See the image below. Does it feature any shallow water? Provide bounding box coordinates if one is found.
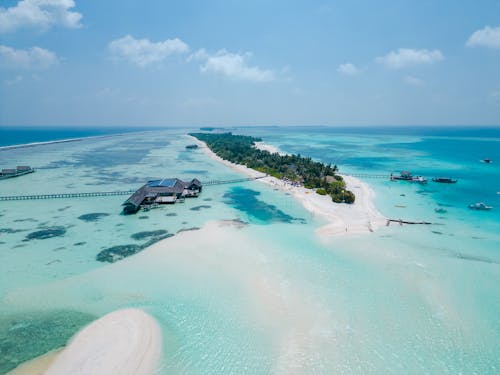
[0,127,499,373]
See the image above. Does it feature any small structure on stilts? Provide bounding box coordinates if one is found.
[122,178,202,214]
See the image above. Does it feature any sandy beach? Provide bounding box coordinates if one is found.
[193,137,386,236]
[35,309,162,375]
[254,141,285,155]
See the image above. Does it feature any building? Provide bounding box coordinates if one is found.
[122,178,202,214]
[0,166,35,180]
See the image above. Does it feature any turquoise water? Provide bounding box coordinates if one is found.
[0,127,499,373]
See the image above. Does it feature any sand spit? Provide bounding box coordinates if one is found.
[6,350,61,375]
[43,308,162,375]
[193,137,386,236]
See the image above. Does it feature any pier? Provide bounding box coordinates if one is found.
[0,176,266,202]
[339,173,391,179]
[386,219,433,226]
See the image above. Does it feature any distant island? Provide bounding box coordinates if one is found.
[190,132,355,203]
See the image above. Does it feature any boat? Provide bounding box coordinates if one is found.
[468,202,493,210]
[390,171,413,181]
[185,144,199,149]
[390,171,427,184]
[413,176,427,184]
[432,177,457,183]
[434,208,447,213]
[0,166,35,180]
[481,158,492,163]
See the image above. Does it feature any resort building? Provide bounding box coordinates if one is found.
[0,166,35,180]
[123,178,202,214]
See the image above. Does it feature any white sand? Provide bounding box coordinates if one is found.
[253,141,285,155]
[6,349,61,375]
[44,308,162,375]
[193,137,386,236]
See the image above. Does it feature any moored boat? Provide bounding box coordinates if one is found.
[468,202,493,210]
[390,171,427,183]
[432,177,458,183]
[481,158,492,163]
[390,171,413,181]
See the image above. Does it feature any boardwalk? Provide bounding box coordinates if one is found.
[386,219,433,226]
[0,176,266,201]
[339,173,390,179]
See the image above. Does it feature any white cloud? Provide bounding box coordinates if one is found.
[0,0,82,33]
[192,49,275,82]
[0,45,58,69]
[109,35,189,67]
[376,48,444,69]
[337,63,359,75]
[466,26,500,49]
[404,75,424,86]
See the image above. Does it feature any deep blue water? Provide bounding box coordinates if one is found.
[0,127,159,147]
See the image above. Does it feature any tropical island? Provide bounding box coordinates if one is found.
[189,132,355,203]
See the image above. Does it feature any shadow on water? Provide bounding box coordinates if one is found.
[0,310,96,373]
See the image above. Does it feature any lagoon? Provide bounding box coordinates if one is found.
[1,126,499,374]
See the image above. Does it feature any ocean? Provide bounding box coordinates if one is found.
[0,126,498,373]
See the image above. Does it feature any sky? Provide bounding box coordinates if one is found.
[0,0,499,127]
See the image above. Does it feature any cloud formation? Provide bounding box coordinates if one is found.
[404,75,424,86]
[0,0,82,33]
[191,49,275,82]
[0,45,58,69]
[376,48,443,69]
[337,63,359,75]
[109,35,189,67]
[466,26,500,49]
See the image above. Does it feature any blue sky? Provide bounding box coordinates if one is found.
[0,0,499,127]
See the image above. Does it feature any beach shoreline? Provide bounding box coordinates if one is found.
[7,309,162,375]
[253,141,285,155]
[192,136,386,236]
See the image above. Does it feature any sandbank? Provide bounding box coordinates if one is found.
[6,349,61,375]
[43,308,162,375]
[193,137,386,236]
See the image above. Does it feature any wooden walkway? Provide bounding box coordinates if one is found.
[339,173,390,179]
[386,219,433,226]
[0,176,266,201]
[202,175,266,186]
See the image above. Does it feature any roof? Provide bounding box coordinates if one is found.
[188,178,202,187]
[147,178,179,188]
[123,178,202,208]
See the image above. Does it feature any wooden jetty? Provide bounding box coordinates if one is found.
[386,219,433,226]
[339,173,390,179]
[0,190,136,201]
[0,176,266,202]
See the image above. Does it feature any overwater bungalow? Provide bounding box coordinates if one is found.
[0,166,35,180]
[123,178,202,214]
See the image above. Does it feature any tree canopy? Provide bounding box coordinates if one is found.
[190,132,355,204]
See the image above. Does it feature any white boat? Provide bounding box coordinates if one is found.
[468,202,493,210]
[412,176,427,184]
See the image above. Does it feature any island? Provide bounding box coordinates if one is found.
[189,132,355,203]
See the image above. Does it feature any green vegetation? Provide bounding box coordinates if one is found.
[316,188,328,196]
[190,132,355,204]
